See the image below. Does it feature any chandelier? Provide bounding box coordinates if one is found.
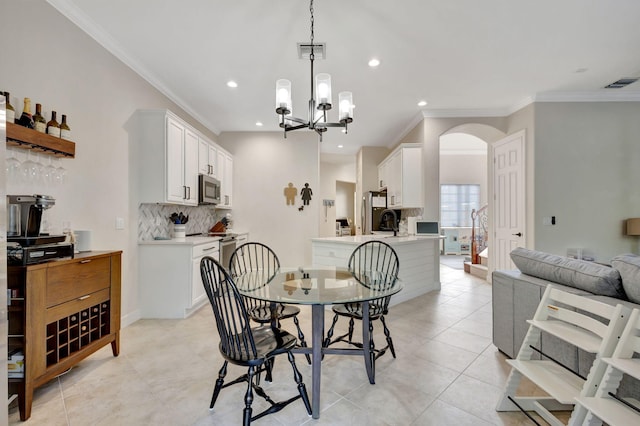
[275,0,353,141]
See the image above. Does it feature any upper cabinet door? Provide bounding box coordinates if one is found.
[183,129,199,206]
[377,143,422,209]
[166,117,186,203]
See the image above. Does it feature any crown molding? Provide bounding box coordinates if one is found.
[533,90,640,102]
[389,111,426,148]
[46,0,221,136]
[419,89,640,120]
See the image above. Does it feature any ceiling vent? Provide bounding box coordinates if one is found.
[297,43,325,60]
[604,77,639,89]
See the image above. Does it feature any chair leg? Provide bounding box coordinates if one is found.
[293,315,311,364]
[287,351,312,415]
[347,317,355,343]
[369,320,376,382]
[243,366,256,426]
[380,315,396,358]
[323,313,340,347]
[264,358,273,383]
[210,361,228,409]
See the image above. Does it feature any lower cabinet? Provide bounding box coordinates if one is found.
[139,240,220,318]
[8,251,122,421]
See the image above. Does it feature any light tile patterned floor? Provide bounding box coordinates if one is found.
[9,264,553,425]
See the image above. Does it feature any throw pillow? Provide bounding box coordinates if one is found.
[510,247,625,298]
[611,254,640,304]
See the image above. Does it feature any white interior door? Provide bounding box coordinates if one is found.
[493,130,526,271]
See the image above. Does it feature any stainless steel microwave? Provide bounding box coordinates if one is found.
[198,174,221,205]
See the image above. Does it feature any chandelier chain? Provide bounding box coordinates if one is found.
[309,0,314,59]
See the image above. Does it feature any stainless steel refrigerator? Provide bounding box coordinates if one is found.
[361,191,387,234]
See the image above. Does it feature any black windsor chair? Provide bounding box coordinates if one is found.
[229,242,310,363]
[200,256,311,425]
[323,240,400,381]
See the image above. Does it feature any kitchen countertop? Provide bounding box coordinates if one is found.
[138,235,222,246]
[311,234,444,245]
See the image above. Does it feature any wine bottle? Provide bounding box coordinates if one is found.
[17,97,34,129]
[60,114,71,140]
[47,111,61,137]
[33,103,46,133]
[3,92,15,123]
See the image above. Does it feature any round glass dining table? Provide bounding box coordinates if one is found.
[235,266,402,419]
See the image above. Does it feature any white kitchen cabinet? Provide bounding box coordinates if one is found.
[378,159,388,190]
[139,239,220,318]
[377,143,422,209]
[137,110,199,206]
[198,137,217,176]
[216,149,233,208]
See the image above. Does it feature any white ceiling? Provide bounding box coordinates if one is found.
[48,0,640,155]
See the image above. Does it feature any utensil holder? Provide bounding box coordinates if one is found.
[172,224,186,239]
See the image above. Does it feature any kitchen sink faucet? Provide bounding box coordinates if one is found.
[381,209,398,236]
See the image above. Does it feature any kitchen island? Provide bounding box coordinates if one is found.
[311,235,442,305]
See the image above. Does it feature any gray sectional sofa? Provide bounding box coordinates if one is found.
[492,248,640,398]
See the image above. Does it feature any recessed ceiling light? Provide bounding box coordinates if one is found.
[255,121,263,127]
[227,80,238,88]
[338,144,344,148]
[417,100,428,107]
[368,58,380,68]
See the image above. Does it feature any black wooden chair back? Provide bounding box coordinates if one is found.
[200,256,257,361]
[229,242,280,279]
[348,240,400,311]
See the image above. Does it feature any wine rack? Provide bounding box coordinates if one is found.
[46,301,110,367]
[5,122,75,157]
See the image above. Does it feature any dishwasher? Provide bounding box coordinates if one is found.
[219,235,237,269]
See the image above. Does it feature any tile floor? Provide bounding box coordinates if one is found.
[9,263,556,425]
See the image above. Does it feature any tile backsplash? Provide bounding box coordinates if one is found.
[138,204,223,240]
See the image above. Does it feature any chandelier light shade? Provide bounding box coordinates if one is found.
[315,73,332,108]
[339,91,353,121]
[275,0,354,141]
[276,79,292,113]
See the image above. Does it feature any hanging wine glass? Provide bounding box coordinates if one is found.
[34,152,46,185]
[55,157,67,185]
[5,148,21,185]
[44,155,57,186]
[21,150,38,184]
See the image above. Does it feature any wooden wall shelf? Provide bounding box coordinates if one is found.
[6,122,75,158]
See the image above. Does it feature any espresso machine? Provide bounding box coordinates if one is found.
[6,195,74,265]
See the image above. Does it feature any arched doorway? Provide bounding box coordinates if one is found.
[438,124,507,281]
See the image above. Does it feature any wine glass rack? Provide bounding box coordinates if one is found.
[5,122,75,158]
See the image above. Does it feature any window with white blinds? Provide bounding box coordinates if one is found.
[440,184,480,227]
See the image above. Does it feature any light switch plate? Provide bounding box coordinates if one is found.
[115,217,125,230]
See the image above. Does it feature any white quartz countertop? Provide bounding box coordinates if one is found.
[139,236,222,246]
[312,234,443,245]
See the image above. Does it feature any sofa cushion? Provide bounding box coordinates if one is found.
[510,247,625,298]
[611,254,640,304]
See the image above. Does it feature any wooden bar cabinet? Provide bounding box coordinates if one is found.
[8,251,122,421]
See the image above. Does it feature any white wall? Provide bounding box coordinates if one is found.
[534,102,640,261]
[218,131,320,266]
[1,1,217,325]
